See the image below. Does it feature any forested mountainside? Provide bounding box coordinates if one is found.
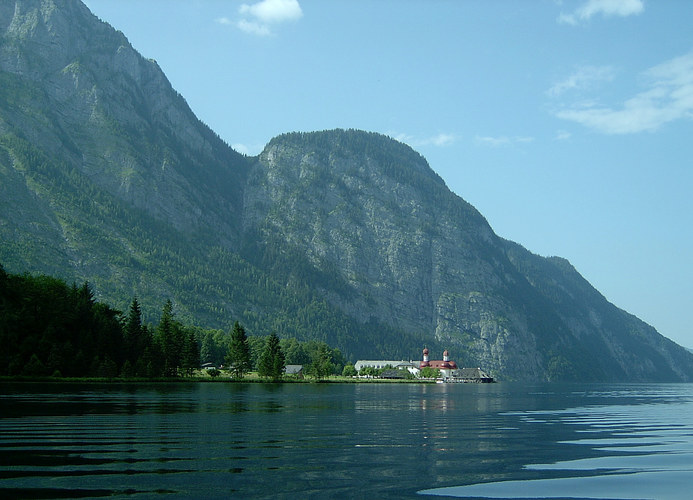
[2,0,692,381]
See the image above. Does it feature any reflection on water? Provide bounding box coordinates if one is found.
[421,384,693,499]
[1,382,692,498]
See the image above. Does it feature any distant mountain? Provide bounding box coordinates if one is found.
[2,0,693,381]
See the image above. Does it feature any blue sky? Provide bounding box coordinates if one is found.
[84,0,693,348]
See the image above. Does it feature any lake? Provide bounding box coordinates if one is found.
[1,381,692,499]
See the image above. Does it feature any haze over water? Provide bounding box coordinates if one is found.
[2,382,692,498]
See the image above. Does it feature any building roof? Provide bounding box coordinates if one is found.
[450,367,494,381]
[394,361,418,368]
[421,360,458,369]
[379,369,409,379]
[285,365,303,375]
[355,360,409,370]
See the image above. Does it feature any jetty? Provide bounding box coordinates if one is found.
[442,367,494,383]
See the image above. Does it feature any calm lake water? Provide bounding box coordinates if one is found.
[1,382,692,499]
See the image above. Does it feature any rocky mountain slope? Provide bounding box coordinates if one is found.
[2,0,692,381]
[243,131,693,381]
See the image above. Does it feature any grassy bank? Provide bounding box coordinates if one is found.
[0,373,437,384]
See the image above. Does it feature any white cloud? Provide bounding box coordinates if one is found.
[232,143,251,155]
[392,132,458,148]
[232,142,265,156]
[554,51,693,134]
[236,19,272,37]
[547,65,616,97]
[215,17,233,26]
[474,136,534,147]
[235,0,303,36]
[239,0,303,24]
[428,133,456,146]
[559,0,644,25]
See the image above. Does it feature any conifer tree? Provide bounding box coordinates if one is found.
[200,331,214,365]
[124,297,143,365]
[225,321,251,379]
[309,342,332,380]
[181,328,200,377]
[258,332,285,381]
[157,299,183,376]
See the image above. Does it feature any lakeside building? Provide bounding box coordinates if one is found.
[419,348,495,382]
[355,348,494,382]
[284,365,304,378]
[354,360,419,376]
[446,367,494,383]
[419,348,458,378]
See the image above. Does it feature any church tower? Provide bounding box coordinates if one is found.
[420,347,430,368]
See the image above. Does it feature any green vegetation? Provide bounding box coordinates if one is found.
[0,130,438,364]
[0,263,199,378]
[419,367,439,379]
[0,263,350,381]
[1,0,690,384]
[225,322,252,379]
[306,342,333,380]
[257,332,285,381]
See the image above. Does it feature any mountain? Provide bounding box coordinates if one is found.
[2,0,692,381]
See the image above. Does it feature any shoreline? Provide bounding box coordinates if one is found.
[0,375,438,385]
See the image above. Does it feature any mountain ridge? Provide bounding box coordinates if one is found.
[2,0,692,381]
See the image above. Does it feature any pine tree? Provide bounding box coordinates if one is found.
[157,299,183,376]
[181,328,200,377]
[258,332,285,381]
[225,321,251,379]
[309,343,332,380]
[124,297,143,365]
[200,331,213,364]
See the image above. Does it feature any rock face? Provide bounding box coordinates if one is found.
[243,131,693,381]
[0,0,246,239]
[2,0,693,381]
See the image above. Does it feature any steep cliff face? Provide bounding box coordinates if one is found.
[0,0,252,326]
[2,0,693,381]
[243,130,693,381]
[504,242,693,381]
[0,0,247,241]
[242,132,546,378]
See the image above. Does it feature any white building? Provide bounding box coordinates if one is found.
[354,360,419,376]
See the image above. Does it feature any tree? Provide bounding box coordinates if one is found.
[226,322,251,379]
[198,328,226,367]
[157,299,183,376]
[331,348,346,376]
[308,342,332,380]
[124,297,144,366]
[200,330,214,365]
[281,337,309,365]
[258,332,285,381]
[247,335,266,370]
[420,367,438,379]
[181,328,200,377]
[23,353,48,376]
[342,364,357,377]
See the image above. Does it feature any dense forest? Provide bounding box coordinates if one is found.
[0,264,346,379]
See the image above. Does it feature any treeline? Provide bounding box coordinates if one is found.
[1,131,432,363]
[198,324,346,377]
[0,264,344,379]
